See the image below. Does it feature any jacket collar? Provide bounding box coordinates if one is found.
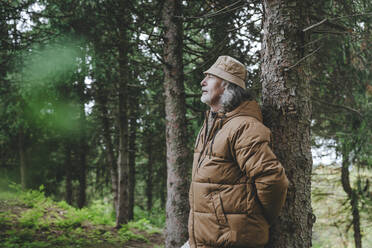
[206,100,263,123]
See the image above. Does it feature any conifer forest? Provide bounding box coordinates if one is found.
[0,1,371,248]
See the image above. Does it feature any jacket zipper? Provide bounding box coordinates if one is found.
[197,113,217,168]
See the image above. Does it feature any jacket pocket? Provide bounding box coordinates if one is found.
[211,192,228,225]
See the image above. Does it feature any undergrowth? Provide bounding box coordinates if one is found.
[0,183,164,248]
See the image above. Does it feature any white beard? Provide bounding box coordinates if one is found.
[181,241,190,248]
[200,93,211,105]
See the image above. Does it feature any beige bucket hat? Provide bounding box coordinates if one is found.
[204,55,247,89]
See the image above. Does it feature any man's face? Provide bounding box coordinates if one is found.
[200,74,225,109]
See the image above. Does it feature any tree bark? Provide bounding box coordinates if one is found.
[341,151,362,248]
[128,89,138,220]
[261,1,313,247]
[77,122,87,208]
[90,13,120,213]
[116,73,130,227]
[18,127,26,190]
[77,48,87,209]
[115,16,131,227]
[146,134,153,212]
[160,157,167,210]
[162,0,190,247]
[65,145,73,205]
[95,80,119,213]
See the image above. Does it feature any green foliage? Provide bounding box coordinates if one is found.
[2,229,50,248]
[117,225,148,243]
[19,208,44,228]
[14,184,50,207]
[18,41,82,134]
[0,184,164,247]
[133,205,165,228]
[22,44,79,85]
[52,201,115,228]
[0,211,15,227]
[128,218,162,234]
[84,199,115,225]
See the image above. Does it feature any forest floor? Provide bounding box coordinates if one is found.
[0,186,164,248]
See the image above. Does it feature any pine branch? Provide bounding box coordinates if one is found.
[175,0,246,20]
[303,18,328,32]
[312,97,363,118]
[284,46,322,71]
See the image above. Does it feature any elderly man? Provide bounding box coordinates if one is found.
[184,56,289,248]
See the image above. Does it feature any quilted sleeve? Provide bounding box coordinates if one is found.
[232,121,289,223]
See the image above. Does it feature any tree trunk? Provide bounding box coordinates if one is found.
[65,145,73,205]
[77,132,87,208]
[261,1,313,247]
[18,127,26,190]
[116,79,130,227]
[77,49,87,209]
[146,135,153,212]
[160,156,167,210]
[341,151,362,248]
[128,89,138,220]
[91,19,120,213]
[96,81,119,213]
[162,0,190,247]
[115,19,131,228]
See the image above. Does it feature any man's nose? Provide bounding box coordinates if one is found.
[200,77,207,86]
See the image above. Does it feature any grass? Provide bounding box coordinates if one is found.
[0,183,164,248]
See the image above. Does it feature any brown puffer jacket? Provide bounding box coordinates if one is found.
[188,100,288,248]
